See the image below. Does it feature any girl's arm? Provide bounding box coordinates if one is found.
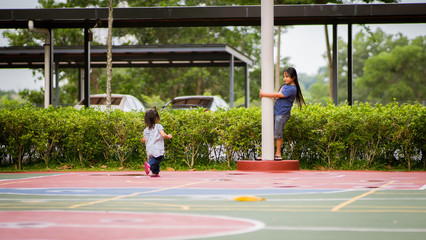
[142,137,146,143]
[259,89,284,99]
[160,129,172,139]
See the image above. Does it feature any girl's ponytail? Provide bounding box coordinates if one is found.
[284,67,305,109]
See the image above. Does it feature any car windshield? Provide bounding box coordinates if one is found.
[171,98,212,109]
[80,97,122,105]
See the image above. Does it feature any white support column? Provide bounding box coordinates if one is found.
[229,55,234,108]
[43,33,51,108]
[29,20,52,108]
[261,0,274,160]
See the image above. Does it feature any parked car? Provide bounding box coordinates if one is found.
[75,94,146,112]
[164,95,229,111]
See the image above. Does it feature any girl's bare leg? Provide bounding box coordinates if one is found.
[275,138,283,157]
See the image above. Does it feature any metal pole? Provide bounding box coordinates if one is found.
[49,28,53,106]
[244,64,249,108]
[84,28,91,108]
[78,68,83,101]
[55,59,59,107]
[261,0,274,161]
[332,23,338,105]
[348,23,353,106]
[229,55,234,108]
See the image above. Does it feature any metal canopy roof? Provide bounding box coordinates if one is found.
[0,44,254,69]
[0,3,425,29]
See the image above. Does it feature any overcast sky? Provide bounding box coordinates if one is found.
[0,0,425,92]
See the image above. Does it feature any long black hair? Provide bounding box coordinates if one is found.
[144,107,160,130]
[284,67,305,109]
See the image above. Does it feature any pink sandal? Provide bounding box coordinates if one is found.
[144,162,150,175]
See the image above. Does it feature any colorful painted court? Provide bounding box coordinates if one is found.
[0,170,426,239]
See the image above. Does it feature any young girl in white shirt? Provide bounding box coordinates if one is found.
[142,108,172,177]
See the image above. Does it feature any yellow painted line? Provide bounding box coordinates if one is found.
[338,209,426,213]
[139,202,190,210]
[0,180,33,186]
[331,181,395,212]
[344,205,426,209]
[67,181,204,209]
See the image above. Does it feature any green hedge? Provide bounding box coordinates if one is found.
[0,102,424,171]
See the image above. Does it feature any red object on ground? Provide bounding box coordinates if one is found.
[237,160,299,171]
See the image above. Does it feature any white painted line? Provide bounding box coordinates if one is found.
[266,198,426,201]
[0,173,74,182]
[266,226,426,233]
[419,184,426,190]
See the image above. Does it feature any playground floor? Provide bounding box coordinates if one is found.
[0,170,426,240]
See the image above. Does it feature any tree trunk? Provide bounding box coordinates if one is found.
[196,77,202,95]
[324,25,333,101]
[106,0,113,111]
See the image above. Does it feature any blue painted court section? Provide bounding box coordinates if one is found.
[0,173,66,180]
[0,187,342,196]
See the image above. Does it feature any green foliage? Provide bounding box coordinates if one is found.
[284,102,425,170]
[140,95,169,109]
[0,90,31,109]
[30,107,68,169]
[100,110,144,167]
[18,88,44,106]
[0,106,35,170]
[62,108,104,167]
[162,109,213,168]
[0,103,424,171]
[357,42,426,103]
[309,28,425,105]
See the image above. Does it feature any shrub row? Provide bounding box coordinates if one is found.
[0,102,424,171]
[285,102,425,170]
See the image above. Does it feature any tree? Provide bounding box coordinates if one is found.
[356,37,426,103]
[313,28,425,104]
[274,0,396,103]
[352,28,410,79]
[18,89,44,106]
[324,1,397,103]
[2,0,114,105]
[4,0,264,106]
[308,66,330,105]
[3,0,402,106]
[106,0,113,110]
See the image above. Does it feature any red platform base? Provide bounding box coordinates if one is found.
[237,160,299,172]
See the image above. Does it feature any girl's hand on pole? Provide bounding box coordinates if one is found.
[259,89,264,98]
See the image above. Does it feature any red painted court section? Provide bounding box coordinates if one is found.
[0,211,261,240]
[1,170,425,190]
